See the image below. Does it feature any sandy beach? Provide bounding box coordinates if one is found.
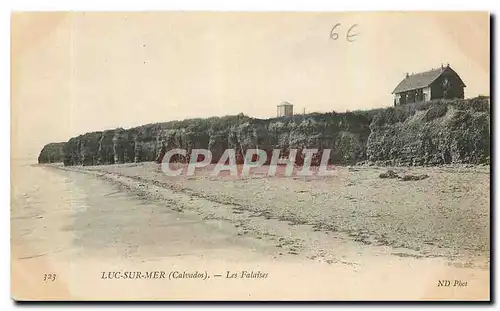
[11,161,490,300]
[11,10,491,301]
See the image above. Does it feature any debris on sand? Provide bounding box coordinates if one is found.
[400,174,429,181]
[379,170,429,181]
[379,170,399,179]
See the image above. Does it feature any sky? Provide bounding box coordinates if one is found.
[11,12,490,158]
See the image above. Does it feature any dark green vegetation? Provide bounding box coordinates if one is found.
[38,97,490,166]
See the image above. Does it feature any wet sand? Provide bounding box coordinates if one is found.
[11,161,490,300]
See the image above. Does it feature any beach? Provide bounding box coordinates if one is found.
[11,160,490,300]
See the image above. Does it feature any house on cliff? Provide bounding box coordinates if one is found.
[392,64,466,106]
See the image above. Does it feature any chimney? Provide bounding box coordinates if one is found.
[405,72,409,78]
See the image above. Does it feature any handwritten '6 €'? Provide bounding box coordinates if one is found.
[330,24,359,42]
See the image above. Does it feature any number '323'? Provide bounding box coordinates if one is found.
[43,274,56,281]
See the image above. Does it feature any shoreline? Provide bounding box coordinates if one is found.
[11,161,490,300]
[46,161,490,267]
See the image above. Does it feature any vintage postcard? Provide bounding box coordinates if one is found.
[11,11,490,301]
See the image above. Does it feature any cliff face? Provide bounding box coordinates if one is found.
[60,113,373,166]
[366,97,490,165]
[40,97,490,167]
[37,142,66,163]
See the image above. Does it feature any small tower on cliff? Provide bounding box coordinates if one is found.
[277,101,293,117]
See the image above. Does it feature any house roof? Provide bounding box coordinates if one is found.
[278,101,293,106]
[392,66,466,94]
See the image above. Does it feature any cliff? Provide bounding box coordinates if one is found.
[60,112,373,166]
[39,97,490,167]
[366,97,490,165]
[37,142,66,164]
